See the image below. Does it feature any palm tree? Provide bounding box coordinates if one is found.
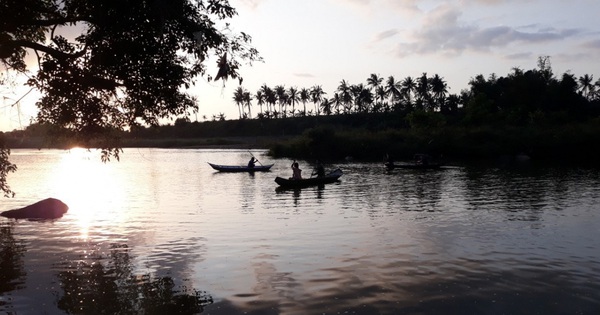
[243,90,253,118]
[331,93,343,114]
[578,74,595,100]
[320,98,333,115]
[288,86,300,116]
[385,76,402,108]
[416,72,432,111]
[262,85,277,118]
[354,84,374,113]
[232,86,245,119]
[430,74,448,111]
[300,88,310,116]
[401,76,416,107]
[375,86,387,112]
[255,90,265,116]
[337,80,353,113]
[367,73,383,91]
[274,85,287,117]
[310,85,325,115]
[594,78,600,101]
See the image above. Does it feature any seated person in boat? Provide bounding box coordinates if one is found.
[248,157,257,168]
[291,161,302,179]
[314,160,325,178]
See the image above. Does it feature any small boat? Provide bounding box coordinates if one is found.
[208,162,274,172]
[385,162,441,170]
[275,169,343,188]
[385,154,442,170]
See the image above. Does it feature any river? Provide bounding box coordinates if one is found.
[1,148,599,314]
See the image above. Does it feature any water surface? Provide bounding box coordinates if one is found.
[1,148,599,314]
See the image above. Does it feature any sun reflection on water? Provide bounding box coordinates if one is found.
[51,147,128,240]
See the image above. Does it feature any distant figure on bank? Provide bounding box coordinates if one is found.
[291,161,302,180]
[314,160,325,178]
[248,157,257,168]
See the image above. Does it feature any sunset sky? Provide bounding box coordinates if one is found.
[2,0,600,130]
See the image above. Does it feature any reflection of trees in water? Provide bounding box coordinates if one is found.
[56,243,212,314]
[462,167,552,222]
[0,222,26,294]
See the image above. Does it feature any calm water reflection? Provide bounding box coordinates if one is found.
[1,148,600,314]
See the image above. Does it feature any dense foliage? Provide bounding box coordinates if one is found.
[0,0,260,196]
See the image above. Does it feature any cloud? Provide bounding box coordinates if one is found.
[372,29,399,42]
[582,39,600,50]
[294,73,315,78]
[385,0,421,14]
[505,52,532,60]
[391,4,584,57]
[236,0,264,10]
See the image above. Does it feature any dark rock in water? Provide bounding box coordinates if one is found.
[1,198,69,220]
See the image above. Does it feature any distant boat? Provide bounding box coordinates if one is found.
[208,162,274,172]
[275,169,343,188]
[385,154,442,170]
[385,163,441,170]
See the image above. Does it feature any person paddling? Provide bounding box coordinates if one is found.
[248,157,257,168]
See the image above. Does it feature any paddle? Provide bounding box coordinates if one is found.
[248,151,263,166]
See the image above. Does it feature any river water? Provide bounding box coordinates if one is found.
[1,148,599,314]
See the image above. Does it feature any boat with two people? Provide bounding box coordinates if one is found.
[275,168,343,188]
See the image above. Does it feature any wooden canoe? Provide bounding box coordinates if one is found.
[275,168,343,188]
[208,162,274,172]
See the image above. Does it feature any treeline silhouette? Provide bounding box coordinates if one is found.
[4,58,600,163]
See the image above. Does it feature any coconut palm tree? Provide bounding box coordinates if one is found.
[300,88,310,116]
[232,86,245,119]
[331,93,343,114]
[310,85,325,115]
[337,80,353,113]
[320,98,333,115]
[578,74,595,100]
[375,86,387,112]
[594,78,600,101]
[243,90,253,119]
[430,74,448,111]
[261,84,277,118]
[385,76,402,108]
[354,84,374,113]
[288,86,299,116]
[255,90,265,116]
[274,85,287,117]
[416,72,432,111]
[401,76,416,107]
[367,73,383,91]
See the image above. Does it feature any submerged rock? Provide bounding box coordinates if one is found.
[1,198,69,220]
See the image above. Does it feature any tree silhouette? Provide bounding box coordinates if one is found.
[579,74,595,100]
[337,80,353,113]
[288,86,299,116]
[274,85,287,117]
[232,86,245,119]
[385,76,402,109]
[300,88,310,116]
[0,0,260,158]
[310,85,325,116]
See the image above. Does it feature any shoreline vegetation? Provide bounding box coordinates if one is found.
[3,61,600,166]
[3,111,600,166]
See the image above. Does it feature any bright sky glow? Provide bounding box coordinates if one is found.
[2,0,599,130]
